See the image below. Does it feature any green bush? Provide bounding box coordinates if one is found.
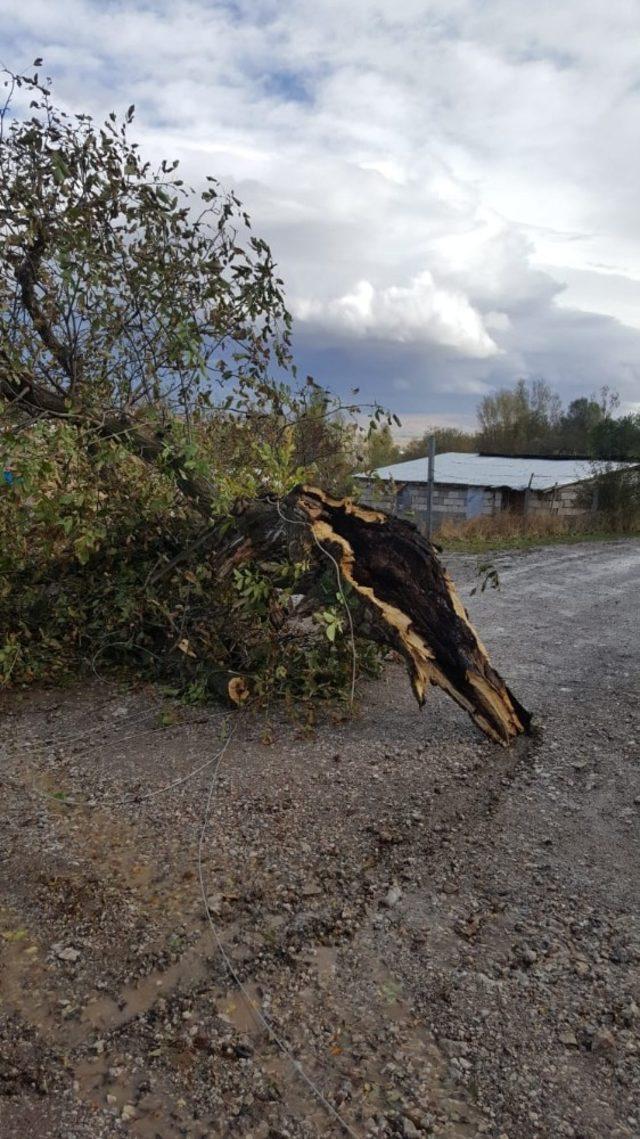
[0,420,380,703]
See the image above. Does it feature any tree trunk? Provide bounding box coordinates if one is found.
[280,488,530,745]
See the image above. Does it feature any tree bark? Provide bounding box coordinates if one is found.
[197,486,531,743]
[283,488,530,745]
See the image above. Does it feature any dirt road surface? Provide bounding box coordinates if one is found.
[1,539,639,1139]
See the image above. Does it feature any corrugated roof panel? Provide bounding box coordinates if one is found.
[355,453,633,491]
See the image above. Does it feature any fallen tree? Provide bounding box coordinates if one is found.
[0,63,530,743]
[0,369,530,742]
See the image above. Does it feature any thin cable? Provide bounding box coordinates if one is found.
[21,700,222,769]
[17,700,162,756]
[6,692,218,804]
[16,715,168,807]
[309,525,357,708]
[7,671,360,1130]
[197,720,361,1139]
[25,723,169,778]
[118,714,234,805]
[275,497,358,707]
[20,715,234,811]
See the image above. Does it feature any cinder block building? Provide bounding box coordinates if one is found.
[355,452,634,530]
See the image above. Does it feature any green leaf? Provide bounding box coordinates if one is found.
[51,153,69,184]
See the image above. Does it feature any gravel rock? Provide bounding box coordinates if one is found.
[383,884,403,908]
[592,1027,616,1054]
[53,945,81,963]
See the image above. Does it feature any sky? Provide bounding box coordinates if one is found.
[3,0,640,436]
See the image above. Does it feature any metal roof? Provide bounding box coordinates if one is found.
[355,452,632,492]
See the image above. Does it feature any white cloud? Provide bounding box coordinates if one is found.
[4,0,640,417]
[293,271,499,356]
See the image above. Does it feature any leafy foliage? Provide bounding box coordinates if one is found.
[582,462,640,530]
[477,378,563,455]
[470,560,501,596]
[393,382,640,466]
[401,426,477,460]
[0,63,388,703]
[591,412,640,462]
[361,423,401,471]
[0,66,292,422]
[475,380,638,460]
[0,421,381,700]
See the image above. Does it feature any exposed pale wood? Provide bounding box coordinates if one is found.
[293,487,530,745]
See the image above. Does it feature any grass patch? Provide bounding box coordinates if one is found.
[439,529,636,554]
[436,510,640,554]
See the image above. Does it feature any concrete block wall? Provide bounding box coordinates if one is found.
[527,483,594,518]
[358,480,502,526]
[475,488,502,517]
[360,476,599,524]
[356,483,396,512]
[409,484,467,519]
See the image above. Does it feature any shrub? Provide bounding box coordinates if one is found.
[0,420,380,701]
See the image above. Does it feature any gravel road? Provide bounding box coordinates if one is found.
[1,538,639,1139]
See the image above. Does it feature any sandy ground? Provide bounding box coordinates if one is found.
[1,538,639,1139]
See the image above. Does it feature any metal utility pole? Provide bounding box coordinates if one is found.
[524,471,534,527]
[427,434,436,540]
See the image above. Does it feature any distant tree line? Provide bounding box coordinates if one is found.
[362,379,640,469]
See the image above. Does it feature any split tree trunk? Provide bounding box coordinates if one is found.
[261,488,531,745]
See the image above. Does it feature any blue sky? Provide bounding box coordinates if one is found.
[3,0,640,437]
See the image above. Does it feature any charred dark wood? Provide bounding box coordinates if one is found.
[211,487,530,742]
[282,488,531,744]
